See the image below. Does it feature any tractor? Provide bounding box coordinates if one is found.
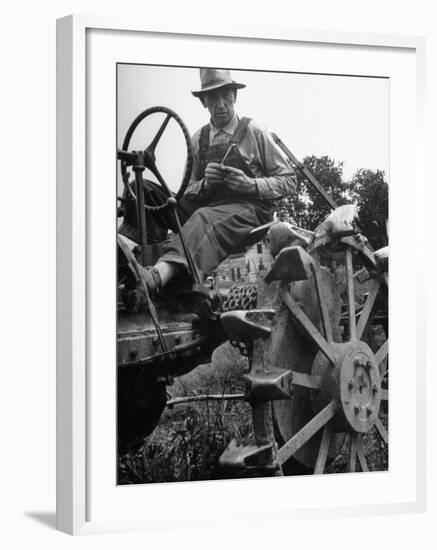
[117,106,389,477]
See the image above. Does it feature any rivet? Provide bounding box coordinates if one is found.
[354,405,360,414]
[366,406,373,416]
[371,384,378,393]
[348,379,355,389]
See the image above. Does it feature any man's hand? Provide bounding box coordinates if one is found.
[222,166,258,196]
[204,162,226,194]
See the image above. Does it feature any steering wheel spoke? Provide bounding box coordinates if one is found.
[146,113,172,155]
[147,159,173,198]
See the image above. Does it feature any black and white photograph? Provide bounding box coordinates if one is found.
[116,64,389,484]
[1,0,433,543]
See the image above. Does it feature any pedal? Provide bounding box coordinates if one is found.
[244,369,293,403]
[219,439,277,471]
[264,245,314,284]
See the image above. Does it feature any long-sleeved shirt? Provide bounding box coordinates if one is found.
[185,114,297,201]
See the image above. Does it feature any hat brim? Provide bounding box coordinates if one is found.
[191,81,246,97]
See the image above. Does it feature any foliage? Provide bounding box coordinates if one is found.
[276,155,348,230]
[117,345,257,484]
[275,156,389,250]
[349,168,389,250]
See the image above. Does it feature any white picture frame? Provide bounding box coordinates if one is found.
[56,14,427,535]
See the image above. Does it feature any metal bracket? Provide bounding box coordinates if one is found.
[219,439,276,470]
[244,369,293,403]
[264,246,314,284]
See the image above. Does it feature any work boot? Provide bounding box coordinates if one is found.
[136,265,162,300]
[117,235,162,300]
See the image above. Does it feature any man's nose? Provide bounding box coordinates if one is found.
[216,96,226,108]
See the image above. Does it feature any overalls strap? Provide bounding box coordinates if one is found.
[230,117,252,144]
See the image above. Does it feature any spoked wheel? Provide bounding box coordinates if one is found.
[118,106,194,208]
[260,235,388,474]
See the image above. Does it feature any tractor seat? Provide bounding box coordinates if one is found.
[238,220,278,249]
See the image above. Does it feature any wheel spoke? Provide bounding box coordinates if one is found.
[348,434,358,472]
[291,372,322,390]
[356,278,381,340]
[345,248,357,341]
[147,113,171,153]
[314,425,332,474]
[282,290,336,365]
[277,400,336,466]
[356,436,369,472]
[374,416,388,445]
[375,339,388,367]
[311,263,333,342]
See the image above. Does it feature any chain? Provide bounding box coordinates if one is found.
[222,284,258,312]
[222,284,258,359]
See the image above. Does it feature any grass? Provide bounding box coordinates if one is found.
[117,343,388,484]
[118,344,256,484]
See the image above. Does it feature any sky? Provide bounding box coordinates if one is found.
[117,64,389,196]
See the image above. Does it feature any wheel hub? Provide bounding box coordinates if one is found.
[311,341,382,433]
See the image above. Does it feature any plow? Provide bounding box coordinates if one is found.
[117,106,388,477]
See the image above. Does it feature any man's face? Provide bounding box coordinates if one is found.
[202,87,236,128]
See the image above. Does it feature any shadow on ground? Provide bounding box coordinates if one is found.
[25,511,56,530]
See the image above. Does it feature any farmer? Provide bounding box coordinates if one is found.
[119,68,297,295]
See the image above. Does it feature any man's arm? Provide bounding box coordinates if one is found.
[250,122,297,200]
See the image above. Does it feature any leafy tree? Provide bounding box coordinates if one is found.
[349,168,388,250]
[276,155,348,230]
[275,156,388,250]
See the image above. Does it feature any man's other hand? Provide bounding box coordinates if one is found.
[222,166,257,196]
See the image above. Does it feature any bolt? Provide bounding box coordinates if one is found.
[371,384,378,393]
[348,379,355,390]
[354,405,360,414]
[366,406,373,416]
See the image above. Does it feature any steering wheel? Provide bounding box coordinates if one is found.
[118,106,193,210]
